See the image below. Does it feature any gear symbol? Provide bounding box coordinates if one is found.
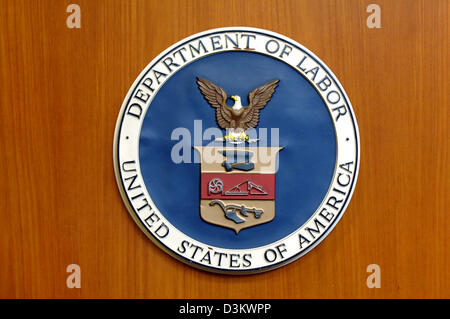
[208,178,223,194]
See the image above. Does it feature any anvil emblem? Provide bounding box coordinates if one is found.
[220,150,254,171]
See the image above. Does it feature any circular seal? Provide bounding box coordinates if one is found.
[113,27,359,274]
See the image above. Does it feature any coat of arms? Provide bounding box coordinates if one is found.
[195,77,282,233]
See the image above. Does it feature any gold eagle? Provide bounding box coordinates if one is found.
[197,77,279,131]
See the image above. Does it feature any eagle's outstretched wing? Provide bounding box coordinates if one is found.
[241,79,279,129]
[197,77,232,129]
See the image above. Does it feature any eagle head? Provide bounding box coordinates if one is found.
[230,95,242,110]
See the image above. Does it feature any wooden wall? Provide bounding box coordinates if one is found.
[0,0,448,298]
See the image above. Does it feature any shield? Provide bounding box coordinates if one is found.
[194,146,282,234]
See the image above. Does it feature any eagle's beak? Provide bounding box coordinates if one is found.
[231,96,237,101]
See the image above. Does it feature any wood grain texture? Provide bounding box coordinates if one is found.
[0,0,448,298]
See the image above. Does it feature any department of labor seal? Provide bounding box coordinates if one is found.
[113,27,360,274]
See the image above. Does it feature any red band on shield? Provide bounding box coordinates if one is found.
[201,173,275,200]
